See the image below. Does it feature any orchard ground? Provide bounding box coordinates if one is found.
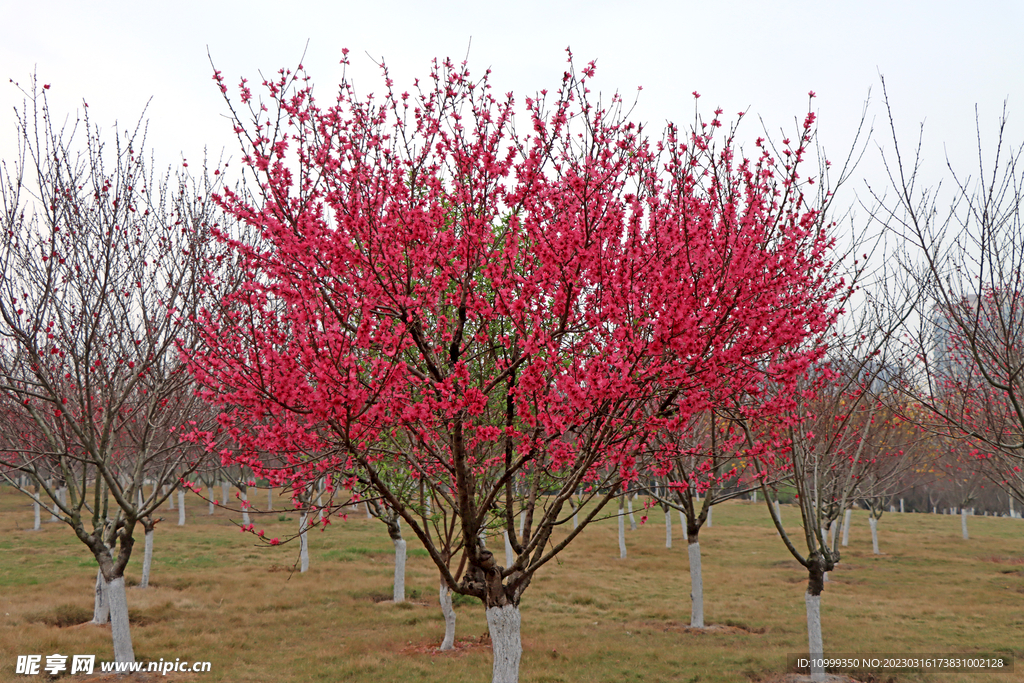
[0,488,1021,683]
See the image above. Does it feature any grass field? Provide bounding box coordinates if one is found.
[0,487,1021,682]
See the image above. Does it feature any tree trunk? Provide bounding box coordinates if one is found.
[706,505,712,528]
[177,490,185,526]
[828,519,837,547]
[33,492,41,530]
[504,530,514,568]
[680,509,687,541]
[805,591,825,682]
[617,500,627,559]
[688,539,704,628]
[869,516,880,554]
[486,604,522,683]
[169,486,175,509]
[393,538,407,602]
[241,491,250,526]
[627,495,637,530]
[664,508,672,549]
[105,575,135,663]
[572,501,578,530]
[961,508,969,540]
[841,509,852,547]
[267,487,273,511]
[92,569,109,624]
[208,486,215,515]
[900,498,905,513]
[49,487,61,521]
[439,579,456,651]
[221,482,229,510]
[751,490,757,503]
[139,530,154,588]
[519,510,525,537]
[365,500,372,519]
[299,512,309,573]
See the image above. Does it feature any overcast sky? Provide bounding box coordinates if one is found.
[3,0,1022,211]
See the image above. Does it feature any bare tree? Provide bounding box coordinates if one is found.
[0,79,226,662]
[871,82,1024,500]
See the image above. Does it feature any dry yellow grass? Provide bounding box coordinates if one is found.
[0,486,1020,682]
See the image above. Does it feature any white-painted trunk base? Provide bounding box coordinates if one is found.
[267,488,273,511]
[221,483,229,509]
[439,580,456,651]
[706,506,712,528]
[504,530,514,568]
[140,530,154,588]
[869,516,880,554]
[680,509,688,541]
[393,539,407,602]
[208,487,215,515]
[106,576,135,663]
[241,492,250,526]
[828,519,837,547]
[177,490,185,526]
[486,604,522,683]
[961,508,969,540]
[805,592,824,682]
[169,489,175,509]
[299,513,310,573]
[900,499,905,513]
[688,541,704,628]
[627,496,637,530]
[617,510,627,559]
[841,509,852,547]
[665,509,672,549]
[33,494,41,530]
[92,569,109,624]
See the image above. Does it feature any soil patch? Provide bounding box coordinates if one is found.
[399,633,493,657]
[634,620,765,635]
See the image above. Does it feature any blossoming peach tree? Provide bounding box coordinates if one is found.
[183,52,844,682]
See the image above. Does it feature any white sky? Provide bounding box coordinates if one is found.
[2,0,1022,213]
